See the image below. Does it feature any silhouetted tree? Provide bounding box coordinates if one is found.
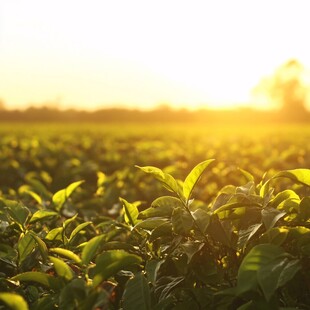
[253,59,309,116]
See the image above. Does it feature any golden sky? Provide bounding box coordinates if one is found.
[1,0,310,110]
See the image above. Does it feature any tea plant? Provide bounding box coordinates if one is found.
[0,159,309,309]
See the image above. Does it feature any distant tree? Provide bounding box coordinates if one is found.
[0,99,5,110]
[253,59,309,115]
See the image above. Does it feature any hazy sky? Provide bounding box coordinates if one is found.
[1,0,310,110]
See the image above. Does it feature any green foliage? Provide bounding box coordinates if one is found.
[0,124,309,309]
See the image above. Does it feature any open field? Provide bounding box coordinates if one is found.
[0,122,309,309]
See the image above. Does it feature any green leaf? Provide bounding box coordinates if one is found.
[237,244,284,295]
[29,210,59,224]
[0,292,29,310]
[11,272,61,290]
[237,244,301,300]
[145,259,163,285]
[120,198,140,227]
[139,196,181,219]
[49,256,75,282]
[29,232,48,263]
[63,213,78,229]
[92,250,142,287]
[17,232,36,265]
[81,234,105,265]
[260,179,271,198]
[135,218,170,231]
[260,227,289,246]
[214,202,259,215]
[172,207,193,236]
[238,167,255,182]
[261,208,286,231]
[277,259,301,287]
[238,223,262,249]
[191,208,211,234]
[180,241,204,264]
[183,159,215,201]
[52,180,84,211]
[269,190,300,209]
[45,227,63,241]
[299,197,310,220]
[136,165,182,197]
[274,169,310,187]
[258,258,301,301]
[150,222,173,241]
[19,186,43,205]
[68,221,92,243]
[5,200,30,230]
[49,247,81,264]
[122,272,151,310]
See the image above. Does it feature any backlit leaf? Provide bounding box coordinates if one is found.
[139,196,181,219]
[49,247,81,264]
[0,292,29,310]
[120,198,140,227]
[49,256,74,282]
[69,221,92,243]
[136,166,182,197]
[11,272,61,290]
[274,169,310,187]
[52,180,84,211]
[29,210,59,224]
[183,159,215,201]
[260,227,289,246]
[45,227,63,241]
[81,234,105,265]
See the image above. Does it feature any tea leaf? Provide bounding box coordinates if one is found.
[5,200,30,230]
[172,207,193,236]
[191,208,211,234]
[12,272,61,290]
[0,292,29,310]
[29,210,59,224]
[274,169,310,187]
[122,272,151,310]
[17,232,36,265]
[29,232,49,263]
[183,159,215,201]
[49,256,75,282]
[49,247,81,265]
[81,234,105,265]
[92,250,142,287]
[261,208,286,231]
[68,221,92,243]
[120,198,140,227]
[136,166,182,197]
[52,180,84,211]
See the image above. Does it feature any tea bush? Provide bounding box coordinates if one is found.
[0,123,309,309]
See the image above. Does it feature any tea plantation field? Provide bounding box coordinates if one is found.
[0,123,309,309]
